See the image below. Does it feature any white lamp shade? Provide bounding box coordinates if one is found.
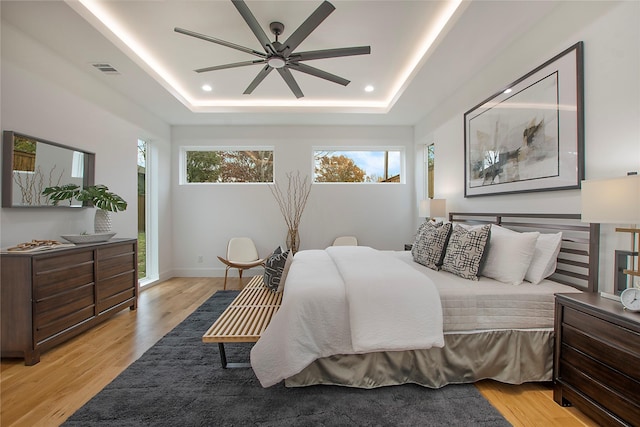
[581,175,640,224]
[419,199,446,218]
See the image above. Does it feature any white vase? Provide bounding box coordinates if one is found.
[94,209,112,234]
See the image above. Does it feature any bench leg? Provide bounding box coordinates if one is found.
[217,342,252,369]
[218,343,228,369]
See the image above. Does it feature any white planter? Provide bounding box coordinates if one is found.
[94,209,112,233]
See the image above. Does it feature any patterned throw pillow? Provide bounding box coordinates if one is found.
[441,224,491,280]
[264,246,290,292]
[277,251,294,292]
[412,222,452,270]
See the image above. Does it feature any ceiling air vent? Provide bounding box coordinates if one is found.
[91,63,119,74]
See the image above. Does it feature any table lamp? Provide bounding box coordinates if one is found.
[581,174,640,287]
[419,199,446,222]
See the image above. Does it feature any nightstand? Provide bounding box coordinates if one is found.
[554,293,640,426]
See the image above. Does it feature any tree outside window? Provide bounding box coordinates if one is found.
[313,150,402,183]
[184,149,274,183]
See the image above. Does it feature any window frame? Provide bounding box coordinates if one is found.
[179,146,275,185]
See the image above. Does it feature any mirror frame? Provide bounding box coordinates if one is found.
[2,131,95,208]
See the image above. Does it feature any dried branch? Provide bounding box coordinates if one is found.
[269,171,312,251]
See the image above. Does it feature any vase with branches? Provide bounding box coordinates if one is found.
[269,171,312,253]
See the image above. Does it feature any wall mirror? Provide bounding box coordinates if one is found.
[2,131,95,208]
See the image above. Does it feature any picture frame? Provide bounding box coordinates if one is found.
[464,42,584,197]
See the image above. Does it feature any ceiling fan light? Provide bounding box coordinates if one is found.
[268,57,286,69]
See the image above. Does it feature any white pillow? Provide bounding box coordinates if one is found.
[525,232,562,284]
[481,225,539,285]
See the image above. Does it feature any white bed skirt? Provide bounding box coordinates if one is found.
[284,329,553,389]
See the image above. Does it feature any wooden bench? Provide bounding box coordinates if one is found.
[203,275,282,368]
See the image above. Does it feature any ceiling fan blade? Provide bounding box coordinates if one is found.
[280,1,335,57]
[277,67,304,98]
[174,27,266,58]
[231,0,277,55]
[244,65,273,95]
[291,46,371,62]
[195,60,266,73]
[288,63,350,86]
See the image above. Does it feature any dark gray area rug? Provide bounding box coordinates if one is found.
[64,290,511,426]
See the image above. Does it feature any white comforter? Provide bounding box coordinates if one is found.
[250,246,444,387]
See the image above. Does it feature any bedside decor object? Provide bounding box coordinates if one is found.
[620,287,640,312]
[42,184,127,233]
[419,198,446,221]
[269,171,311,254]
[4,239,72,252]
[581,173,640,298]
[464,42,584,197]
[60,232,116,244]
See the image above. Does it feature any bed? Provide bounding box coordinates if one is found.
[250,213,600,389]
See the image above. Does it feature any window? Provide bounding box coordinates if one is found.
[71,151,84,178]
[313,149,403,183]
[181,147,273,184]
[138,139,148,282]
[138,139,158,286]
[426,144,434,199]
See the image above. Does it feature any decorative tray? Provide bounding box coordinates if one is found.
[60,232,116,244]
[3,240,75,253]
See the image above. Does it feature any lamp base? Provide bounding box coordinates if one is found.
[623,268,640,277]
[599,292,621,302]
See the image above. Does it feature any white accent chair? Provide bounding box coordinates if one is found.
[217,237,266,290]
[332,236,358,246]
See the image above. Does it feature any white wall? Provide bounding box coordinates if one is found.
[0,19,174,282]
[414,1,640,293]
[170,125,414,277]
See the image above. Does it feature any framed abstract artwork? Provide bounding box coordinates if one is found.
[464,42,584,197]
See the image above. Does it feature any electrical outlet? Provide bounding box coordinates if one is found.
[197,255,203,263]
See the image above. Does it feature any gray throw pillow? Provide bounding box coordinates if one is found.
[412,222,452,270]
[264,246,290,292]
[441,224,491,280]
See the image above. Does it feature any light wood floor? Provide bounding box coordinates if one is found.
[1,276,597,427]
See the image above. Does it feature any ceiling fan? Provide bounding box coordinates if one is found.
[175,0,371,98]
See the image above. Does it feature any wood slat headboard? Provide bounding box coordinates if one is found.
[448,212,599,292]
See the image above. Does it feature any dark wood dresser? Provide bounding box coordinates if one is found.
[554,292,640,426]
[1,238,138,365]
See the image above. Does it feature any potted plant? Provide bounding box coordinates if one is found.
[43,184,127,233]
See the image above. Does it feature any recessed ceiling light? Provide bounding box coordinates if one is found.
[202,84,213,92]
[504,88,512,94]
[364,85,374,92]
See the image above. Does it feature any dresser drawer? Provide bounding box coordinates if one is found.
[97,271,136,300]
[34,263,94,300]
[33,251,94,273]
[97,288,135,313]
[560,363,640,425]
[97,270,136,313]
[97,242,136,260]
[558,344,640,405]
[561,321,640,381]
[97,253,135,280]
[35,287,95,344]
